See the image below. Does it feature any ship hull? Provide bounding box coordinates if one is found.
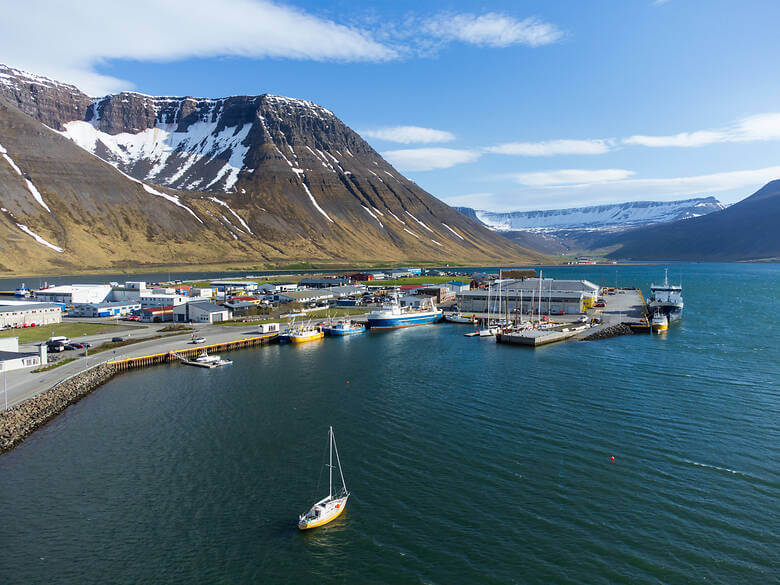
[324,325,366,336]
[367,312,442,329]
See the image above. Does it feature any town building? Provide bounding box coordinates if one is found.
[299,276,352,288]
[0,337,47,372]
[173,302,232,324]
[456,278,600,315]
[0,303,62,328]
[274,289,334,304]
[69,301,142,318]
[35,284,112,305]
[139,306,174,322]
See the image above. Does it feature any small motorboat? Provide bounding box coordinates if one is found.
[445,313,478,324]
[651,311,669,333]
[192,350,232,367]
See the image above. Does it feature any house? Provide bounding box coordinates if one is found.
[417,286,455,303]
[446,281,471,293]
[328,285,366,298]
[35,284,112,305]
[0,303,62,328]
[0,337,47,372]
[173,301,231,324]
[400,267,422,275]
[223,300,259,315]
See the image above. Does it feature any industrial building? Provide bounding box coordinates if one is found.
[173,302,232,324]
[299,277,352,288]
[275,289,334,304]
[0,303,62,328]
[35,284,112,305]
[70,302,141,318]
[456,278,600,315]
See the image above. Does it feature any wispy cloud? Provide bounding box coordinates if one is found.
[484,139,611,156]
[382,148,481,171]
[508,169,634,187]
[421,13,563,48]
[0,2,563,95]
[624,113,780,148]
[361,126,455,144]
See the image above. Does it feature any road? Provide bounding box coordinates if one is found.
[2,321,265,409]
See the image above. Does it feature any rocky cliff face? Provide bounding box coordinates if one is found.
[0,65,544,274]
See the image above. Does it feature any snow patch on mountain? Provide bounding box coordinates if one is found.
[460,198,724,232]
[60,118,251,192]
[16,223,62,252]
[0,142,52,212]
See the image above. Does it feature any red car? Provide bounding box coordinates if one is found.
[594,301,606,308]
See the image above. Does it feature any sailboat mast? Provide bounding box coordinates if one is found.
[332,430,347,493]
[329,426,333,499]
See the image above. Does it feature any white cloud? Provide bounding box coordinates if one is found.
[624,112,780,148]
[508,169,635,187]
[440,192,495,208]
[0,3,563,95]
[361,126,455,144]
[422,13,562,48]
[0,0,397,95]
[382,148,481,171]
[484,139,611,156]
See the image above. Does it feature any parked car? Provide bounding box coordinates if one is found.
[594,301,606,308]
[47,342,65,352]
[63,344,78,350]
[111,336,125,342]
[191,337,206,344]
[70,342,85,349]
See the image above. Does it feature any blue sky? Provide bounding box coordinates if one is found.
[3,0,780,211]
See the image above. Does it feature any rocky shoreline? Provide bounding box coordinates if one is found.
[581,323,635,341]
[0,363,117,455]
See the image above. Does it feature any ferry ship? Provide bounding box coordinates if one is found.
[366,295,442,329]
[647,269,684,321]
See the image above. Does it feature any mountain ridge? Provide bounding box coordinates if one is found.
[0,64,546,274]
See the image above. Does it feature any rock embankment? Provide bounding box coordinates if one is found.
[0,363,117,455]
[581,323,634,341]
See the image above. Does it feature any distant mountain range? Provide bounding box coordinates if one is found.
[0,64,543,275]
[455,198,726,255]
[455,197,724,232]
[597,180,780,261]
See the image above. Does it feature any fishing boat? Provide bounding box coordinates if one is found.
[323,319,366,336]
[366,294,442,329]
[14,283,30,298]
[281,320,324,343]
[445,312,477,324]
[298,426,349,530]
[651,311,669,333]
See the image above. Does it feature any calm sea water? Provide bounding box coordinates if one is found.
[0,264,777,584]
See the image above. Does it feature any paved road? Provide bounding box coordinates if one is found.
[1,322,265,409]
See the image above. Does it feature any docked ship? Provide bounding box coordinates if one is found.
[366,295,442,329]
[323,319,366,336]
[647,269,684,321]
[280,321,325,343]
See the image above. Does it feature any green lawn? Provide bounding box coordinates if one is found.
[0,322,127,343]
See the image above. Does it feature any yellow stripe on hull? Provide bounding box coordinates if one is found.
[298,502,346,530]
[289,332,324,343]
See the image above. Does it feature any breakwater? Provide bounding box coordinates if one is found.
[0,363,117,454]
[581,323,634,341]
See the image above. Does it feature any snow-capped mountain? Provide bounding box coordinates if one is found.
[456,198,724,232]
[0,64,543,274]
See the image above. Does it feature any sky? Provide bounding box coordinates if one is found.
[2,0,780,211]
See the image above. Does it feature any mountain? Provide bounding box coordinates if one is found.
[455,198,724,232]
[0,64,545,275]
[597,181,780,261]
[454,198,726,256]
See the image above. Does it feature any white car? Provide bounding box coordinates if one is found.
[191,336,206,344]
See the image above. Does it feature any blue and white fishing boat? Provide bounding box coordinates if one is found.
[323,319,366,336]
[14,283,30,298]
[366,294,442,330]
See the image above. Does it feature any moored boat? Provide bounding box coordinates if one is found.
[445,313,477,324]
[192,350,232,367]
[648,268,684,321]
[366,295,442,329]
[299,426,349,530]
[651,311,669,333]
[323,319,366,336]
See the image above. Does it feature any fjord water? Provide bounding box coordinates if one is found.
[0,264,777,584]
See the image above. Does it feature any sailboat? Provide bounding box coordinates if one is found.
[298,426,349,530]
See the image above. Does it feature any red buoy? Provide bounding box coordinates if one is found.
[610,456,615,462]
